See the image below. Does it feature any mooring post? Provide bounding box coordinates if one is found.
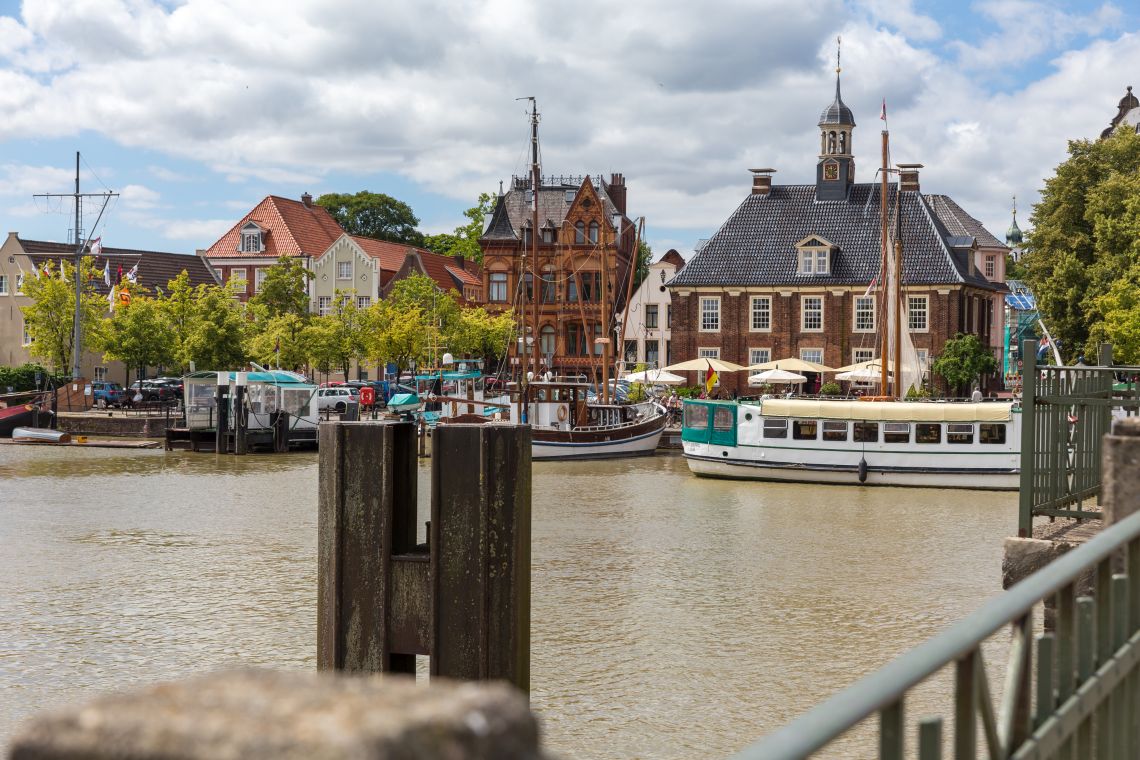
[317,420,531,693]
[272,411,289,453]
[234,381,247,455]
[1018,339,1038,537]
[214,377,229,454]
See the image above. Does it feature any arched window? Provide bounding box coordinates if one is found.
[821,133,827,154]
[838,131,846,154]
[588,221,599,244]
[574,221,586,244]
[540,325,556,356]
[828,131,837,154]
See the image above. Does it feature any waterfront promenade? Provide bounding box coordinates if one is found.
[0,445,1016,758]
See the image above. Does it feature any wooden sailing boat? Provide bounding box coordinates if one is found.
[485,99,667,459]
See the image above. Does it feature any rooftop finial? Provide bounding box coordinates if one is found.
[836,35,842,74]
[1012,194,1017,217]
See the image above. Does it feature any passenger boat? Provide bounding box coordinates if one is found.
[681,397,1020,489]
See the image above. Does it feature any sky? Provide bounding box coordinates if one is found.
[0,0,1136,261]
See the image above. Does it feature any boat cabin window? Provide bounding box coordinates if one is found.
[915,423,941,444]
[853,422,878,442]
[763,418,788,439]
[713,407,734,431]
[536,389,548,401]
[822,421,847,441]
[979,423,1006,444]
[793,420,817,440]
[947,423,974,444]
[883,423,910,443]
[684,403,709,429]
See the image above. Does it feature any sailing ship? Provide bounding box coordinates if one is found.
[680,110,1021,489]
[479,98,666,459]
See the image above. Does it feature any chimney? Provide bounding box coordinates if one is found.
[453,254,467,270]
[897,164,923,192]
[608,173,627,214]
[301,192,313,208]
[750,168,776,196]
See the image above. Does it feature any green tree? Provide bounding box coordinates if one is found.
[99,294,175,382]
[180,284,249,370]
[447,306,516,365]
[20,258,106,374]
[389,273,461,337]
[315,191,424,246]
[162,271,200,373]
[301,318,343,379]
[364,300,436,374]
[633,240,652,290]
[246,313,310,371]
[1090,264,1140,363]
[1022,127,1140,361]
[423,192,495,263]
[248,256,312,319]
[932,333,998,396]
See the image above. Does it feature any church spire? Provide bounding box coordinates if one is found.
[816,36,856,200]
[1006,195,1023,246]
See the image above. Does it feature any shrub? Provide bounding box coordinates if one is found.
[819,381,842,396]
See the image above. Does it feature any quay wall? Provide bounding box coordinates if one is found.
[57,413,174,439]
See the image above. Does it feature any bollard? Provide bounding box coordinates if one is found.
[317,421,531,693]
[214,383,229,454]
[234,383,247,455]
[272,411,289,453]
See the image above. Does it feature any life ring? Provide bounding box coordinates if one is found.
[557,404,568,422]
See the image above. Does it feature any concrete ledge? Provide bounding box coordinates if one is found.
[57,413,174,439]
[8,669,546,760]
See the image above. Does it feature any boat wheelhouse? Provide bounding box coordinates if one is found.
[182,370,320,447]
[682,397,1021,490]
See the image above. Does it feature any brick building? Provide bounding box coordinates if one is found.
[479,174,635,378]
[668,70,1008,396]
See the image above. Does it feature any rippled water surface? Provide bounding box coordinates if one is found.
[0,444,1016,758]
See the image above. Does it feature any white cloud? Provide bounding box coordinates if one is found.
[855,0,942,41]
[119,183,161,209]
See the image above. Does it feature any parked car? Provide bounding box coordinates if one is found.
[153,377,184,400]
[128,380,175,404]
[316,386,357,413]
[92,381,127,408]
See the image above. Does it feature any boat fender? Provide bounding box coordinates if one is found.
[557,404,568,422]
[858,457,868,484]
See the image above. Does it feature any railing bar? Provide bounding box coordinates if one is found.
[1128,538,1140,636]
[732,513,1140,760]
[1097,561,1113,668]
[999,615,1033,752]
[976,653,1004,758]
[1058,585,1075,701]
[1111,575,1128,760]
[879,699,904,760]
[1076,597,1095,760]
[956,653,977,760]
[1035,633,1054,731]
[918,717,942,760]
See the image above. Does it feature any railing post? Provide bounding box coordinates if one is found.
[1019,339,1038,537]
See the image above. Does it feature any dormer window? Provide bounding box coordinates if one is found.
[541,227,555,244]
[239,222,263,253]
[795,236,834,276]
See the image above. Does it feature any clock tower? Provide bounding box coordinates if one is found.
[816,42,856,201]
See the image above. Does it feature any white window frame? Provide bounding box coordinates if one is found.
[800,347,824,364]
[16,273,24,294]
[489,272,508,302]
[916,349,929,372]
[697,347,720,359]
[356,296,371,310]
[94,366,108,381]
[750,295,771,332]
[240,228,261,253]
[317,296,332,316]
[853,347,875,364]
[798,247,830,275]
[21,319,31,346]
[699,296,720,332]
[853,295,875,333]
[984,255,995,280]
[337,261,352,280]
[801,296,823,332]
[799,249,814,275]
[255,267,269,292]
[0,274,7,295]
[749,347,771,366]
[908,295,929,332]
[815,249,829,274]
[229,267,247,290]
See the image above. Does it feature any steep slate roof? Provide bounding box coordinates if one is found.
[924,194,1007,249]
[670,184,1003,291]
[480,177,623,242]
[205,195,344,259]
[20,238,219,296]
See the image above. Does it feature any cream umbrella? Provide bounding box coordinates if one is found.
[835,366,891,382]
[748,368,808,386]
[623,368,685,385]
[833,358,884,373]
[745,357,833,373]
[663,357,747,372]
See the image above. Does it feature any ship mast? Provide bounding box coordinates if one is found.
[528,98,540,386]
[879,129,890,394]
[599,189,610,404]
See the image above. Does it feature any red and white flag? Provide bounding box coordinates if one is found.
[880,98,887,121]
[864,271,879,296]
[90,236,102,258]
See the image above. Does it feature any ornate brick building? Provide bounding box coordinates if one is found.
[479,174,635,378]
[668,70,1008,396]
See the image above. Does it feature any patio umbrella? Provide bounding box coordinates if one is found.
[835,366,891,382]
[833,358,884,373]
[623,368,685,385]
[745,357,833,373]
[748,368,808,386]
[663,357,746,372]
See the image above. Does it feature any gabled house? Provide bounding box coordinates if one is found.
[203,193,344,301]
[668,69,1008,395]
[616,249,687,369]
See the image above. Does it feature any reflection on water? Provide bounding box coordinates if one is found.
[0,445,1016,758]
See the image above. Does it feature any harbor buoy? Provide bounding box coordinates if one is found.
[858,457,868,483]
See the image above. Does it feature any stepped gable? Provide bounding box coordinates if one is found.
[924,194,1006,249]
[669,184,1003,291]
[205,195,343,258]
[20,237,219,295]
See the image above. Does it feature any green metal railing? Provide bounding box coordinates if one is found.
[1018,340,1140,536]
[732,500,1140,759]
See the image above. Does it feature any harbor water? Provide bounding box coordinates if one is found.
[0,444,1017,758]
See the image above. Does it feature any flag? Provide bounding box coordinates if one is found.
[880,98,887,121]
[274,336,281,354]
[126,262,138,283]
[90,236,102,258]
[103,260,111,287]
[108,284,116,311]
[59,260,67,281]
[118,288,132,307]
[704,359,718,394]
[117,264,123,282]
[864,271,879,297]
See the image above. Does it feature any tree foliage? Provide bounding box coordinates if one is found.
[1022,127,1140,361]
[932,333,997,395]
[177,282,249,371]
[423,192,495,263]
[20,258,106,375]
[633,240,652,290]
[315,191,424,246]
[248,256,312,320]
[100,291,175,380]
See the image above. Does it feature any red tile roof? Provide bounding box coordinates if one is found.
[351,236,415,272]
[205,195,344,259]
[349,236,482,295]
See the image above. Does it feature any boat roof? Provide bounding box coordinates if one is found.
[185,370,315,386]
[414,371,482,380]
[757,398,1013,422]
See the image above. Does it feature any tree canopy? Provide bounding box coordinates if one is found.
[932,332,997,396]
[20,258,106,375]
[248,256,312,320]
[423,192,495,263]
[1022,127,1140,362]
[315,191,424,246]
